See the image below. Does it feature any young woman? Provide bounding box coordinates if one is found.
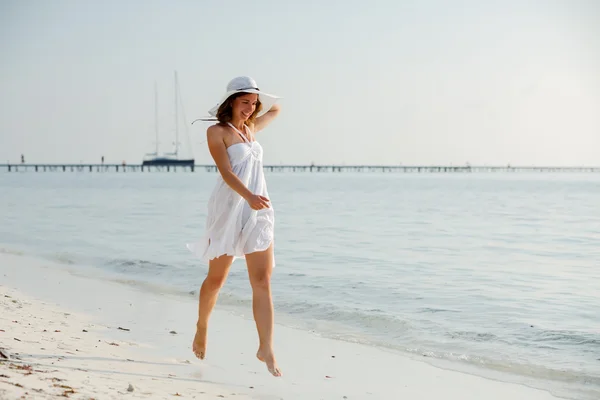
[187,76,282,377]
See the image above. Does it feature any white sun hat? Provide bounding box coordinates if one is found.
[207,76,280,119]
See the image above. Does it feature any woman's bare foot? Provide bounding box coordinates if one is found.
[192,325,207,360]
[256,347,282,377]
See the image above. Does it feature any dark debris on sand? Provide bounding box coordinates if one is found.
[0,349,9,359]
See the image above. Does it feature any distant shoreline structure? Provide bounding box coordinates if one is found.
[1,164,599,173]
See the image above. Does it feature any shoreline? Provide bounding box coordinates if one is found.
[1,252,564,399]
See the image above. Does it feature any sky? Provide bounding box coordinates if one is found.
[1,0,599,166]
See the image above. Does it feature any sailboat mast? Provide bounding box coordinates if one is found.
[174,70,179,158]
[154,81,159,155]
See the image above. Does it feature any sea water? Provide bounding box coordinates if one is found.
[1,171,599,399]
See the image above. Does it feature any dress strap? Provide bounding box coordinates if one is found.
[227,122,252,143]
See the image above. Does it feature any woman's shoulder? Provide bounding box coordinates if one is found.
[207,123,228,136]
[206,124,230,147]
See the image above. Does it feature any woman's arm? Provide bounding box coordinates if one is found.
[252,103,281,133]
[206,125,270,210]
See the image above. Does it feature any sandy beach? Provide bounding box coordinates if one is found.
[0,285,256,399]
[1,252,562,399]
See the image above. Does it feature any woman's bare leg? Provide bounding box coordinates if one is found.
[192,253,234,359]
[245,243,281,376]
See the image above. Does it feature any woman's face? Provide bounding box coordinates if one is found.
[232,93,259,122]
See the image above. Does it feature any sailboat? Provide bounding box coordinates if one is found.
[142,71,195,166]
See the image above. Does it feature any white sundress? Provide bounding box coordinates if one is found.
[187,122,275,265]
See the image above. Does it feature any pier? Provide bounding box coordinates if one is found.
[1,164,599,173]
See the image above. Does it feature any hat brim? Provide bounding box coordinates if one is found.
[208,89,280,119]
